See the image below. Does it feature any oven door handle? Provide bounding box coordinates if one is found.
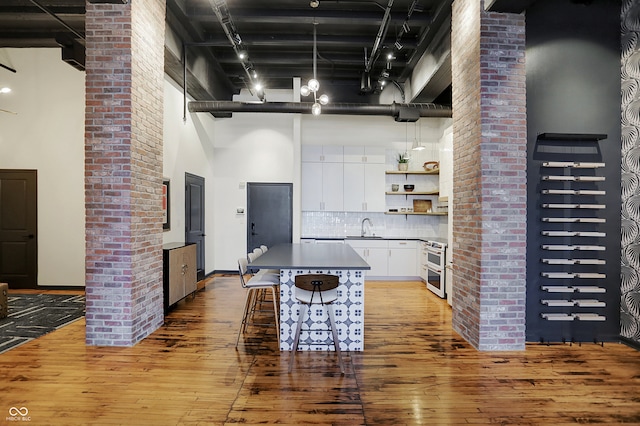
[426,263,443,273]
[425,246,443,255]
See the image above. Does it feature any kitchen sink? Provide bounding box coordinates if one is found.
[346,235,383,239]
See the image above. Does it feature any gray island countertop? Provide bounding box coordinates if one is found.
[301,236,448,245]
[248,243,371,270]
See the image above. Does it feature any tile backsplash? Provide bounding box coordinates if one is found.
[301,211,447,239]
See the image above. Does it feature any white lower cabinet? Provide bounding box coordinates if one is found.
[388,240,417,277]
[365,246,389,277]
[346,239,418,279]
[348,240,388,276]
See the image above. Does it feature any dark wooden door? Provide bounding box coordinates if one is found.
[185,173,205,281]
[0,170,37,289]
[247,183,292,252]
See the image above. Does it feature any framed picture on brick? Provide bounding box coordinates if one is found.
[162,179,170,230]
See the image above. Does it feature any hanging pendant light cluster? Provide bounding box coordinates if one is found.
[300,22,328,115]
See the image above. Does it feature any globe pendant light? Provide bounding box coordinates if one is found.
[300,22,328,115]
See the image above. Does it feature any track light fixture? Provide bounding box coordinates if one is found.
[310,0,319,7]
[211,0,265,101]
[300,23,328,115]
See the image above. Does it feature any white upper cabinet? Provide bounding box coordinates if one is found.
[302,145,343,162]
[301,145,344,211]
[344,163,386,212]
[301,161,344,211]
[343,163,365,211]
[363,163,386,211]
[302,145,385,212]
[343,146,385,163]
[342,146,386,212]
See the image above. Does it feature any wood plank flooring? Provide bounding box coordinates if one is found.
[1,276,640,425]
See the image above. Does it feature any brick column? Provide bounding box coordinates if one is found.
[451,0,527,350]
[84,0,166,346]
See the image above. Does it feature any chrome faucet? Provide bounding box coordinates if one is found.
[361,217,373,237]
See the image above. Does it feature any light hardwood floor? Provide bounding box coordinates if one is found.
[1,276,640,425]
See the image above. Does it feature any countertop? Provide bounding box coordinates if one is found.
[248,243,371,270]
[301,236,448,245]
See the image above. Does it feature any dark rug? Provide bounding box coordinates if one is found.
[0,294,85,354]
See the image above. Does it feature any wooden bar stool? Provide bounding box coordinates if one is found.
[288,274,344,374]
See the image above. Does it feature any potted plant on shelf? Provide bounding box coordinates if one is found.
[397,152,409,171]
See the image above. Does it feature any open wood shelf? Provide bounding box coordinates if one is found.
[386,170,439,175]
[384,211,447,216]
[385,190,439,195]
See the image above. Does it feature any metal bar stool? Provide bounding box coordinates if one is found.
[236,257,280,347]
[288,274,345,374]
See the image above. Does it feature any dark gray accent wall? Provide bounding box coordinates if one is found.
[525,0,622,342]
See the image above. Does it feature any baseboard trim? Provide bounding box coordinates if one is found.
[209,270,238,275]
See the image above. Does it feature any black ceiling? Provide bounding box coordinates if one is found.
[0,0,530,105]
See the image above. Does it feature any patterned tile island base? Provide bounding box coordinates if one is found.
[279,268,365,352]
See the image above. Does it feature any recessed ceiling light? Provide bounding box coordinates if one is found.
[0,87,11,94]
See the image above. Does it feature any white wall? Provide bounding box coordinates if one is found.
[0,49,453,280]
[212,109,298,271]
[0,48,85,287]
[162,77,217,273]
[207,90,453,271]
[0,49,221,285]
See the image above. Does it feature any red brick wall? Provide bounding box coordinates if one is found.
[85,0,165,346]
[451,0,482,349]
[451,0,527,350]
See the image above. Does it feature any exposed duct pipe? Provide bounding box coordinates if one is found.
[188,100,451,119]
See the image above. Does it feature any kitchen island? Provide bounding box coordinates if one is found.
[248,243,370,351]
